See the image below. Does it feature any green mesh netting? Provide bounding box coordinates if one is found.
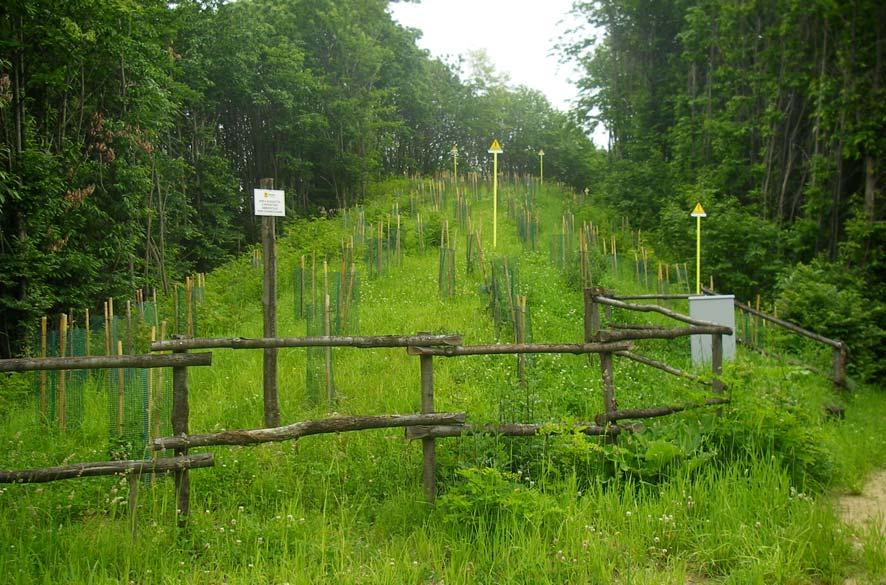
[486,258,520,338]
[454,195,470,229]
[466,229,484,277]
[173,284,199,337]
[306,302,336,406]
[295,262,360,334]
[438,247,456,298]
[107,365,171,460]
[517,208,540,251]
[365,221,393,278]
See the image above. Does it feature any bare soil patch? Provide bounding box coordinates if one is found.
[839,469,886,534]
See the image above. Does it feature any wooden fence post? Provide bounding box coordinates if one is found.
[172,347,190,527]
[584,288,600,341]
[600,352,617,415]
[420,354,436,502]
[833,343,847,389]
[260,177,280,428]
[711,333,724,394]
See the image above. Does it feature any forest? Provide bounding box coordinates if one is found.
[0,0,883,376]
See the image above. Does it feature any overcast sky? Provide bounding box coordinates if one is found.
[388,0,608,146]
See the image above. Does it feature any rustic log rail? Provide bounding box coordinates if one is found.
[589,293,729,330]
[0,350,212,528]
[405,421,644,440]
[406,341,632,357]
[731,296,847,387]
[0,352,212,372]
[0,453,214,484]
[151,334,462,352]
[615,350,712,385]
[697,286,847,388]
[598,326,731,342]
[613,289,847,388]
[152,413,465,450]
[611,294,694,301]
[594,398,730,425]
[730,298,841,348]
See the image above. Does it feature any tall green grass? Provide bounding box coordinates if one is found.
[0,178,883,584]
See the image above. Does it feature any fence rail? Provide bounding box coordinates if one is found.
[0,352,212,372]
[0,454,214,484]
[5,288,743,522]
[151,334,462,352]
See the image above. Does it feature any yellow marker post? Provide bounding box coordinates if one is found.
[690,202,707,294]
[538,149,545,186]
[488,139,503,248]
[450,145,458,196]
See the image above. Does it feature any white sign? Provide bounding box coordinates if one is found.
[253,189,285,217]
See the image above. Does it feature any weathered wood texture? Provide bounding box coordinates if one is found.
[0,454,214,484]
[590,294,732,330]
[737,338,841,384]
[261,177,281,428]
[405,422,642,440]
[151,334,463,352]
[584,287,602,339]
[420,355,436,502]
[730,296,842,349]
[153,413,466,450]
[597,326,731,342]
[406,341,631,357]
[172,355,190,523]
[594,398,730,425]
[711,333,724,393]
[615,350,712,385]
[611,294,694,300]
[0,352,212,373]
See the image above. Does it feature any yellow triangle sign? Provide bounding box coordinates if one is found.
[487,139,503,154]
[690,202,707,217]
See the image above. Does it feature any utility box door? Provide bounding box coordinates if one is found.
[689,295,736,366]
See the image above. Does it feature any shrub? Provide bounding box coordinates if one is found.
[776,259,884,381]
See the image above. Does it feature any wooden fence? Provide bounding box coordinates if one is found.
[613,290,847,388]
[0,352,214,531]
[3,289,735,526]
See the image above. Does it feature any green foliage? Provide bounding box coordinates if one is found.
[659,194,785,300]
[776,259,885,380]
[438,467,562,529]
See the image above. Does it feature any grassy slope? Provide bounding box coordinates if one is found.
[1,179,884,584]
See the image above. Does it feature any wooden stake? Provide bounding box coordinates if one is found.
[299,255,306,319]
[152,290,159,330]
[171,348,190,526]
[58,314,67,431]
[117,340,124,437]
[186,277,193,337]
[84,308,90,356]
[420,354,436,502]
[40,316,47,421]
[126,300,132,352]
[103,301,110,356]
[323,261,334,404]
[147,326,156,448]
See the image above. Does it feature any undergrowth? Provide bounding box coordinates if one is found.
[0,179,883,584]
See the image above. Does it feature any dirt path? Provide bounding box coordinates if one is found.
[839,469,886,534]
[839,469,886,585]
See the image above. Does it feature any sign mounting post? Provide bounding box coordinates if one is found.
[450,145,458,197]
[690,202,707,295]
[488,139,503,248]
[538,149,545,186]
[255,180,285,427]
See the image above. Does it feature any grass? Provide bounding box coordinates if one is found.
[0,178,884,584]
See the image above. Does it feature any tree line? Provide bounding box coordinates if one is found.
[0,0,595,357]
[565,0,883,378]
